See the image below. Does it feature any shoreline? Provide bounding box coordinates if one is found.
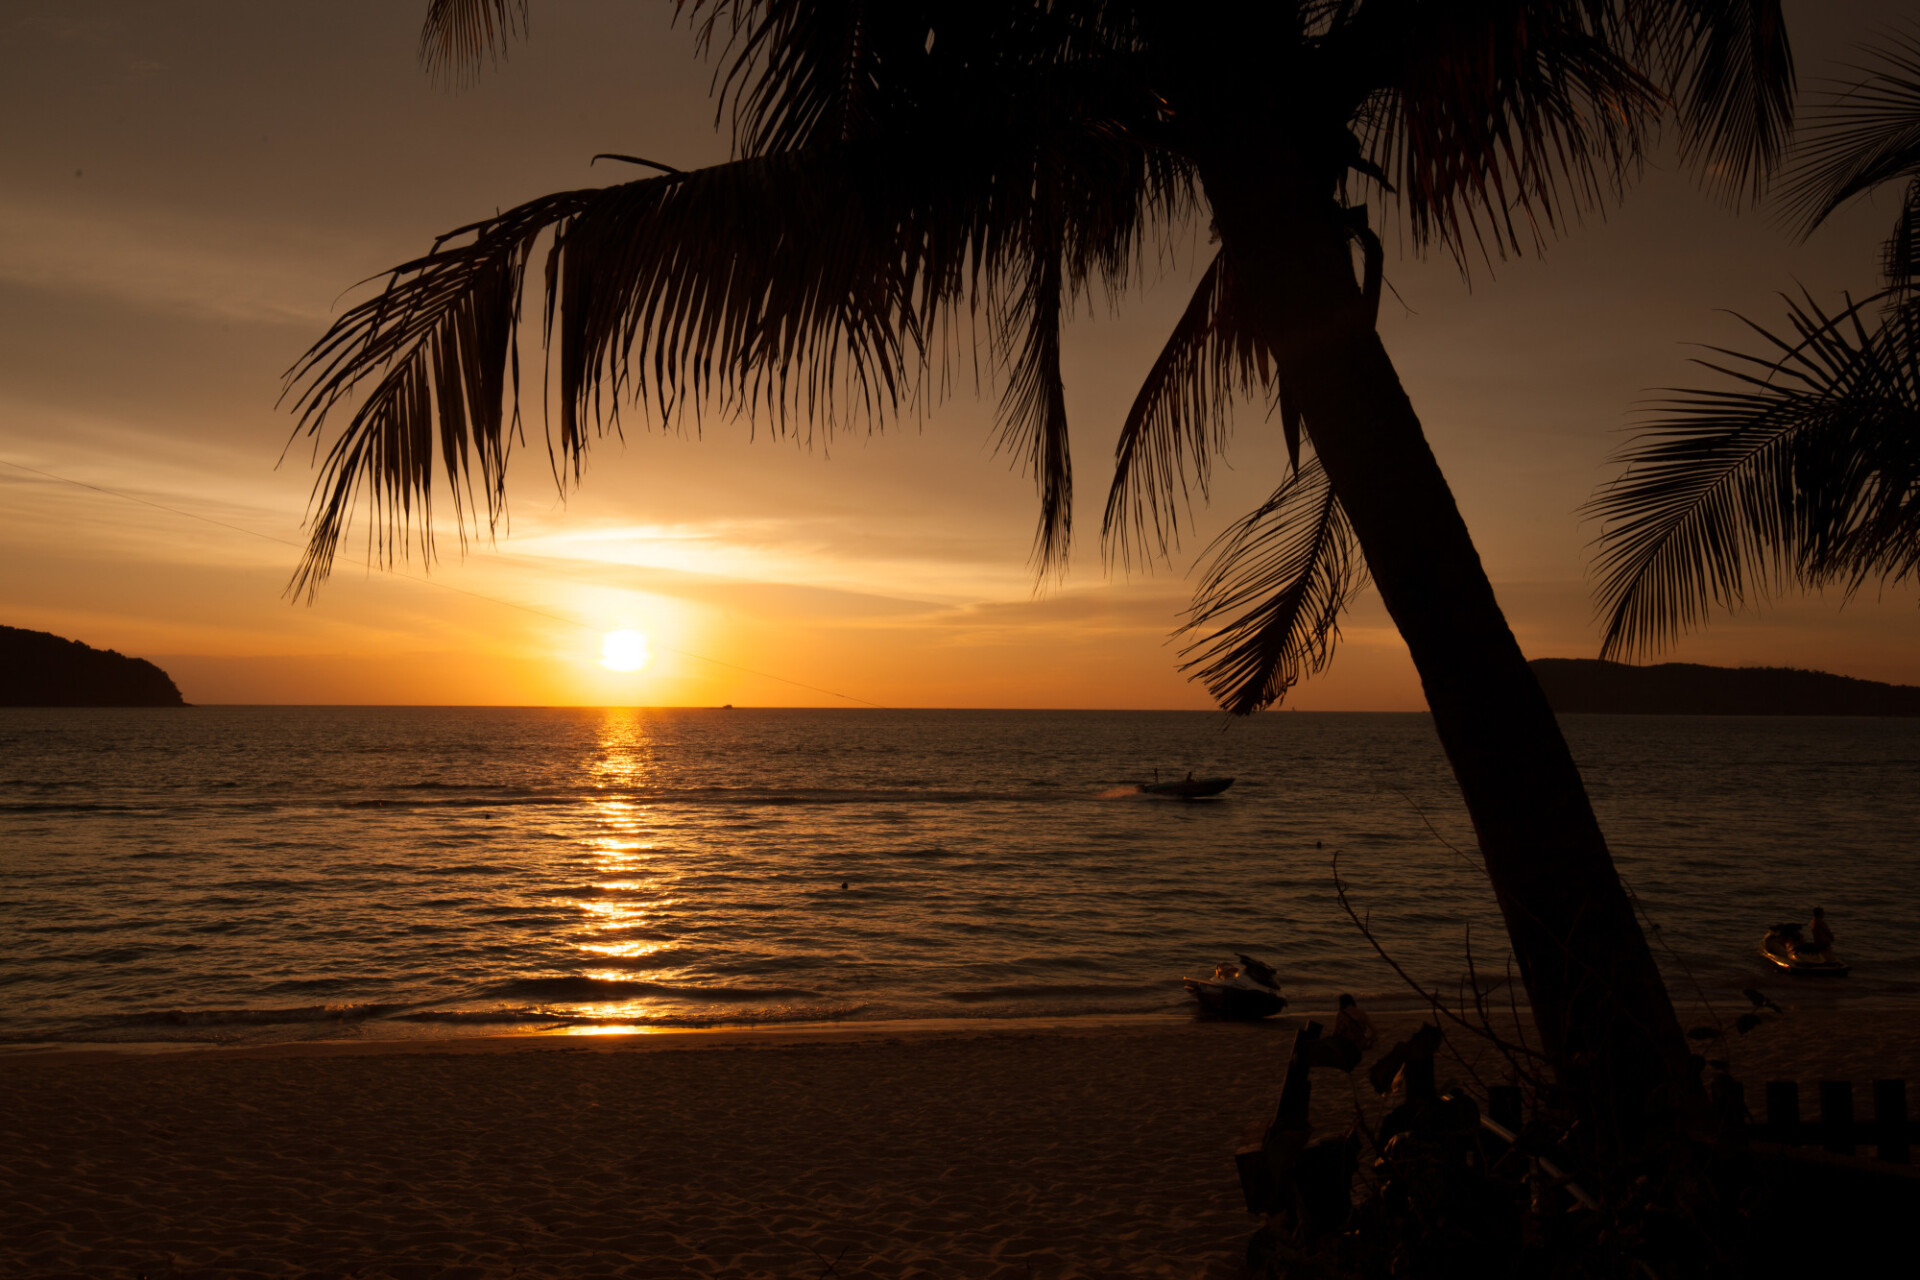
[3,1009,1216,1065]
[8,981,1914,1064]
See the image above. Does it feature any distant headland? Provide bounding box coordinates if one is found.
[1530,658,1920,716]
[0,626,187,707]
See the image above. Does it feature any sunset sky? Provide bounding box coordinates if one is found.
[2,0,1915,709]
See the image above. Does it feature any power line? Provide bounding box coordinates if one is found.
[2,457,307,550]
[0,456,884,708]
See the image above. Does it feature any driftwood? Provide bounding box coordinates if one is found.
[1234,1021,1358,1234]
[1234,1021,1318,1215]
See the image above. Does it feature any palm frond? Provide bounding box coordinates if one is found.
[285,193,569,598]
[1178,458,1368,716]
[284,152,922,598]
[685,0,928,155]
[686,3,1157,158]
[1891,176,1920,293]
[420,0,529,77]
[1589,291,1920,657]
[994,216,1073,574]
[1336,1,1790,262]
[292,4,1198,594]
[1663,0,1796,202]
[1101,250,1274,570]
[1781,30,1920,289]
[1805,302,1920,588]
[1350,2,1662,261]
[287,106,1189,592]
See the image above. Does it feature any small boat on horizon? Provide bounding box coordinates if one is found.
[1138,773,1234,799]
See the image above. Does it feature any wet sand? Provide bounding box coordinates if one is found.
[3,1008,1914,1279]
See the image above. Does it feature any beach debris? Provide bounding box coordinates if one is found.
[1238,1017,1361,1267]
[1366,1021,1442,1097]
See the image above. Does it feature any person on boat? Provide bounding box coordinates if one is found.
[1806,907,1835,959]
[1333,993,1377,1053]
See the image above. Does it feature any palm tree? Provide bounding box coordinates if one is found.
[288,0,1793,1155]
[1594,33,1920,657]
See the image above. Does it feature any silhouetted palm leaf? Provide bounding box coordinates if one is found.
[420,0,528,76]
[1592,30,1920,657]
[1101,252,1287,569]
[286,82,1191,591]
[996,218,1074,573]
[1782,31,1920,292]
[1178,458,1368,715]
[1352,0,1790,260]
[285,157,920,596]
[1590,293,1920,657]
[1665,0,1798,201]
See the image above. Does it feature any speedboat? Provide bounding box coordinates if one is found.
[1761,925,1849,977]
[1182,953,1287,1018]
[1139,775,1234,799]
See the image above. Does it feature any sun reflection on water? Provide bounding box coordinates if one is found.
[577,940,665,958]
[557,709,682,1028]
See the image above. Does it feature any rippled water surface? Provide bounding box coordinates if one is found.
[3,707,1917,1047]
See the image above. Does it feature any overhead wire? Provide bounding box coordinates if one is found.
[0,456,884,708]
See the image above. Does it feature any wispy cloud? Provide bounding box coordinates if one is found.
[0,197,364,324]
[504,516,1035,603]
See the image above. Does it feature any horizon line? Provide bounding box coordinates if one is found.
[5,702,1420,713]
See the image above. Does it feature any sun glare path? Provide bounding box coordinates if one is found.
[600,629,651,672]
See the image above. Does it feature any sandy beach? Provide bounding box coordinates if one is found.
[4,1008,1915,1280]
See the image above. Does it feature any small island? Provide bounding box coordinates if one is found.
[0,625,188,707]
[1530,657,1920,716]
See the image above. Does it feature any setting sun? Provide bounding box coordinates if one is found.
[599,630,651,673]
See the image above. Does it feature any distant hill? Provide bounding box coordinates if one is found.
[1530,658,1920,716]
[0,626,187,707]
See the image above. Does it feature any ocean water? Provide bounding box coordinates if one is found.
[2,707,1917,1049]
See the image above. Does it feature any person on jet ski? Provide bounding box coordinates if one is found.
[1806,907,1835,959]
[1212,962,1251,988]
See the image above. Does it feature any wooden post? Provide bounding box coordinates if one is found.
[1765,1080,1798,1144]
[1234,1144,1275,1214]
[1236,1021,1324,1216]
[1874,1080,1909,1163]
[1272,1021,1322,1135]
[1819,1080,1854,1155]
[1711,1074,1747,1144]
[1295,1134,1358,1237]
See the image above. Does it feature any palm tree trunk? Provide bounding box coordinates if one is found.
[1200,156,1700,1154]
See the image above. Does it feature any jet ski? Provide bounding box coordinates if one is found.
[1182,953,1287,1018]
[1138,775,1234,799]
[1761,924,1849,977]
